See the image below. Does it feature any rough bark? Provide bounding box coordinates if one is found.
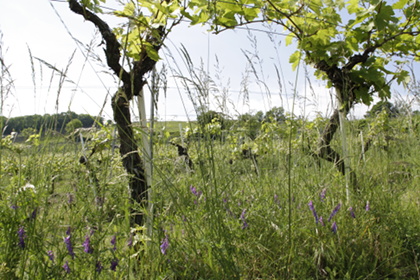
[312,59,362,186]
[170,142,194,170]
[316,106,358,187]
[310,39,389,181]
[112,90,146,225]
[68,0,162,225]
[68,0,131,87]
[317,109,345,174]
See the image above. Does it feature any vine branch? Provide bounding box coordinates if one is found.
[68,0,132,90]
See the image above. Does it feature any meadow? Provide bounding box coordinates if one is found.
[0,112,419,280]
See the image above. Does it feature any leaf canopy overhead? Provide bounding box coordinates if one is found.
[72,0,419,105]
[74,0,184,62]
[185,0,420,105]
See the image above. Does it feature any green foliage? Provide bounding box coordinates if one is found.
[185,117,224,141]
[186,0,420,106]
[1,112,102,136]
[2,1,420,278]
[236,111,263,140]
[232,108,286,140]
[365,100,400,118]
[79,0,105,13]
[0,116,419,278]
[0,135,14,151]
[184,0,263,27]
[20,128,37,140]
[26,133,41,147]
[264,106,286,123]
[366,109,391,148]
[197,110,224,127]
[65,119,83,134]
[113,0,183,61]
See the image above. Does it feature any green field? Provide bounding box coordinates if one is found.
[0,114,419,279]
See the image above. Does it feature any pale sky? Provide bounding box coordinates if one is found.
[0,0,417,121]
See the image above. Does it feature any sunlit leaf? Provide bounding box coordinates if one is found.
[347,0,361,14]
[396,70,410,85]
[393,0,409,9]
[289,51,301,71]
[285,33,295,46]
[374,3,395,31]
[145,43,160,61]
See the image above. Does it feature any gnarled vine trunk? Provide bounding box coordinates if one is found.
[313,60,364,188]
[112,90,147,225]
[69,0,162,225]
[317,108,344,174]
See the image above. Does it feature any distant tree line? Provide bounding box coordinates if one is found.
[196,107,287,140]
[196,101,419,141]
[364,101,400,118]
[0,111,104,136]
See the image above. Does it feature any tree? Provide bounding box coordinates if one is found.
[1,112,101,136]
[197,110,227,129]
[65,119,83,134]
[186,0,419,184]
[237,111,263,139]
[365,100,399,118]
[78,114,98,128]
[65,0,183,225]
[21,127,38,140]
[264,107,285,123]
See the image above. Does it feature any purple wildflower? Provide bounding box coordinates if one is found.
[96,261,103,273]
[47,250,54,262]
[127,234,133,247]
[319,216,325,226]
[63,261,71,274]
[242,220,249,229]
[10,204,18,210]
[64,235,75,259]
[331,222,338,234]
[240,209,249,229]
[348,207,356,218]
[190,185,202,204]
[190,185,197,195]
[320,188,327,202]
[111,235,117,251]
[189,185,202,197]
[110,258,119,271]
[30,208,37,220]
[18,226,26,249]
[222,198,234,217]
[160,235,169,255]
[83,235,93,254]
[66,227,72,236]
[67,193,74,205]
[240,209,246,220]
[308,201,319,224]
[365,201,370,211]
[328,203,341,222]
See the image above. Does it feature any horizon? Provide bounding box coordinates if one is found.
[0,1,419,123]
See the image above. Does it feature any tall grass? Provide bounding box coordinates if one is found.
[1,34,420,279]
[1,110,420,279]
